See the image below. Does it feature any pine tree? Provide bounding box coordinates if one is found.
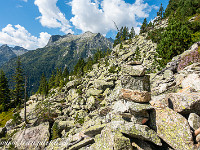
[157,3,164,19]
[38,73,48,99]
[0,70,10,111]
[55,68,62,87]
[13,57,24,107]
[113,32,121,47]
[122,26,129,41]
[63,67,69,79]
[140,18,148,34]
[73,58,85,77]
[135,46,141,61]
[48,72,55,89]
[129,27,135,39]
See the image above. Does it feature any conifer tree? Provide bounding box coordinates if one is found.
[129,27,135,39]
[140,18,148,34]
[157,3,164,19]
[55,68,62,87]
[63,67,69,78]
[0,70,10,111]
[122,26,129,41]
[13,57,24,107]
[73,58,85,77]
[135,46,141,61]
[38,73,48,99]
[48,72,55,89]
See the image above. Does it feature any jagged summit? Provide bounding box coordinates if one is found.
[46,31,104,47]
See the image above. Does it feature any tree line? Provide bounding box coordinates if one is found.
[0,57,24,112]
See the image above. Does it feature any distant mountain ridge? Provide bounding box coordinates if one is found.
[1,31,113,93]
[0,44,28,66]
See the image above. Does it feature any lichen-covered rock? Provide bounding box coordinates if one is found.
[99,107,111,116]
[12,122,50,150]
[188,113,200,131]
[120,89,151,103]
[84,124,106,137]
[121,75,150,92]
[69,138,95,150]
[118,123,162,146]
[67,89,79,101]
[93,127,132,150]
[163,70,173,80]
[20,101,38,125]
[86,96,96,110]
[65,79,81,91]
[165,92,200,115]
[92,79,114,90]
[121,65,145,76]
[86,88,103,97]
[132,139,154,150]
[196,134,200,142]
[44,138,70,150]
[155,107,194,150]
[126,101,153,113]
[181,73,200,92]
[150,94,167,108]
[112,100,128,113]
[122,51,134,61]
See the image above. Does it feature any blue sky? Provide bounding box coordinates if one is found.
[0,0,169,50]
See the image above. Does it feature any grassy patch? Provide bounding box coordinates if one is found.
[0,109,14,127]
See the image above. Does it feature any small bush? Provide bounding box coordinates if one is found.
[77,88,83,95]
[74,113,84,125]
[52,122,59,140]
[108,66,118,73]
[12,112,22,126]
[0,109,14,127]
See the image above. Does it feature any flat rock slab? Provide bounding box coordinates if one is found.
[69,138,95,150]
[155,107,194,150]
[121,75,150,92]
[12,122,50,150]
[120,89,151,103]
[112,100,153,113]
[119,123,162,146]
[165,93,200,115]
[122,65,146,76]
[84,124,106,137]
[181,73,200,92]
[126,101,153,113]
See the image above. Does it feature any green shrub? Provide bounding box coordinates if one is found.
[12,112,22,126]
[108,66,118,73]
[0,109,14,127]
[74,113,84,125]
[52,122,59,140]
[77,88,83,95]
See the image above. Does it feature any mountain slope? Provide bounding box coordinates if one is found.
[0,45,28,67]
[1,32,113,93]
[0,45,16,67]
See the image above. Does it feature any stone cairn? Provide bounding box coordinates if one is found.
[119,63,152,124]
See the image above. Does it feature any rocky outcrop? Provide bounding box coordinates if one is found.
[12,122,50,150]
[153,107,194,150]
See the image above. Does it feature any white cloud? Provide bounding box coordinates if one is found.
[0,24,51,50]
[20,0,28,2]
[70,0,158,35]
[34,0,73,34]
